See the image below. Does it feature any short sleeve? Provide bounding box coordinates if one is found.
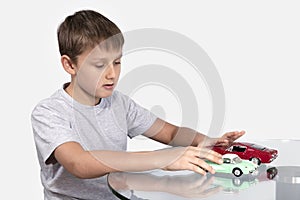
[31,102,81,164]
[124,96,157,138]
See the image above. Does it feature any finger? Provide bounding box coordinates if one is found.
[190,147,223,168]
[227,130,245,139]
[180,147,211,174]
[235,130,246,139]
[194,158,216,174]
[190,163,209,175]
[187,153,216,175]
[221,130,245,145]
[188,146,219,158]
[198,149,223,164]
[214,139,229,146]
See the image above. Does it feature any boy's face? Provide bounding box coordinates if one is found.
[73,45,122,104]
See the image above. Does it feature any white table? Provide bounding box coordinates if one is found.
[108,139,300,200]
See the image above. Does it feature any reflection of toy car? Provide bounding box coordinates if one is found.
[207,154,258,177]
[266,166,278,179]
[252,165,278,182]
[212,142,278,165]
[211,176,259,193]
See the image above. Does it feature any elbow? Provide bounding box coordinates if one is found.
[70,161,108,179]
[66,160,87,179]
[71,163,91,179]
[54,142,109,178]
[71,163,107,179]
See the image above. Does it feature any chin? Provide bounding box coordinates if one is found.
[96,91,114,98]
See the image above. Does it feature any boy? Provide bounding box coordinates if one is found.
[31,9,245,200]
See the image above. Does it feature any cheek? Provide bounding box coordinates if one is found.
[77,67,105,92]
[114,66,121,79]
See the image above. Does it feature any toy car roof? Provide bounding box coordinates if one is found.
[222,153,240,159]
[230,142,267,150]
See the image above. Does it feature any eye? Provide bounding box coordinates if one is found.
[114,61,121,65]
[95,64,104,68]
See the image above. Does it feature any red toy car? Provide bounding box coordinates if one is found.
[212,142,278,165]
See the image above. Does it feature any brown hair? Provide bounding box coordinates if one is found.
[57,10,124,64]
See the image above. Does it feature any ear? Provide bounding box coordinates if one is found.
[61,55,77,75]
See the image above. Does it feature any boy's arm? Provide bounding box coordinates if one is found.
[144,118,245,148]
[54,141,222,179]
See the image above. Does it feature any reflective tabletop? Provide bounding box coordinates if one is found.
[107,140,300,200]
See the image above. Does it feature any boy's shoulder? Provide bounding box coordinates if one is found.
[111,90,133,105]
[111,90,128,100]
[31,88,69,115]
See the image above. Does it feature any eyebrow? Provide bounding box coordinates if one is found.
[117,53,123,59]
[92,53,122,61]
[114,53,123,60]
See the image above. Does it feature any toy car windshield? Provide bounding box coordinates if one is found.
[249,144,266,150]
[232,157,242,164]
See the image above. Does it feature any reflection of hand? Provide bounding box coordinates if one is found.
[108,172,222,199]
[107,172,129,190]
[162,173,222,198]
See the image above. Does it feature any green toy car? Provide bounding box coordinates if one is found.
[207,153,258,177]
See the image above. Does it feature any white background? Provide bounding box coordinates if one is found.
[1,0,299,199]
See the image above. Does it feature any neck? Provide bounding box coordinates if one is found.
[64,82,101,106]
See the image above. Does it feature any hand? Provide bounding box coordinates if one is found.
[215,130,246,147]
[156,146,223,175]
[198,130,246,148]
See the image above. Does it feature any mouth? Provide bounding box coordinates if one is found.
[102,83,114,90]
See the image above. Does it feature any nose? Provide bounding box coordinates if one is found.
[105,64,115,79]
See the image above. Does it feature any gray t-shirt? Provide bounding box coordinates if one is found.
[31,84,157,200]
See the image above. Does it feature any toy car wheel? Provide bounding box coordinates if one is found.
[232,178,242,186]
[232,168,243,177]
[250,157,261,165]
